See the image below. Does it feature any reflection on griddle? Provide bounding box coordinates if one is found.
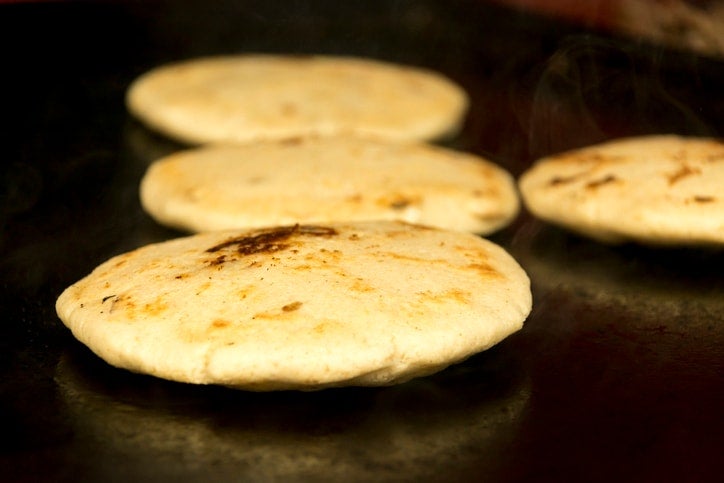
[55,344,530,480]
[123,118,187,167]
[511,218,724,323]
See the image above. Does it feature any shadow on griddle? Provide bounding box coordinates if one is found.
[55,341,529,480]
[123,107,471,160]
[510,218,724,323]
[123,117,189,167]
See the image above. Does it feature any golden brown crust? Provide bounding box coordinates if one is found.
[56,221,531,390]
[126,55,469,144]
[519,135,724,245]
[139,136,520,234]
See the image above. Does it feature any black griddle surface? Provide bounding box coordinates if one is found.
[1,1,723,481]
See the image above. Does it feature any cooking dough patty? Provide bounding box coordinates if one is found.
[139,136,520,234]
[56,221,531,391]
[126,54,469,144]
[518,135,724,245]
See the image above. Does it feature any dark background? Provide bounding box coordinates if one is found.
[1,1,723,481]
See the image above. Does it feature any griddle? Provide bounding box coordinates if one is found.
[1,1,723,481]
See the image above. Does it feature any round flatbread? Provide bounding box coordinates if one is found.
[139,136,520,234]
[55,221,531,391]
[518,135,724,245]
[126,54,469,144]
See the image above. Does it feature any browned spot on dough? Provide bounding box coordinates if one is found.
[102,294,132,314]
[351,277,375,293]
[586,174,618,189]
[374,251,439,264]
[251,310,281,320]
[303,251,317,260]
[280,102,298,117]
[210,319,231,329]
[206,225,338,262]
[208,254,227,266]
[417,288,472,304]
[292,263,314,271]
[282,301,303,312]
[706,151,724,162]
[467,262,502,278]
[548,174,582,186]
[246,176,266,185]
[550,152,623,165]
[376,194,421,210]
[121,300,137,318]
[318,248,342,261]
[693,195,715,203]
[547,151,626,187]
[237,286,254,299]
[252,300,307,319]
[390,198,412,210]
[667,164,701,185]
[195,281,212,296]
[182,188,200,202]
[101,293,136,317]
[280,136,303,145]
[472,188,497,197]
[142,297,169,317]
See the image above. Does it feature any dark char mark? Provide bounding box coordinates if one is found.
[205,224,338,256]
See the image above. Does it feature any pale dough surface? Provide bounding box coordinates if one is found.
[140,136,520,234]
[126,55,469,144]
[518,135,724,245]
[56,221,531,391]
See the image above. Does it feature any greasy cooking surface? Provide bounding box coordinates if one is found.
[1,0,723,481]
